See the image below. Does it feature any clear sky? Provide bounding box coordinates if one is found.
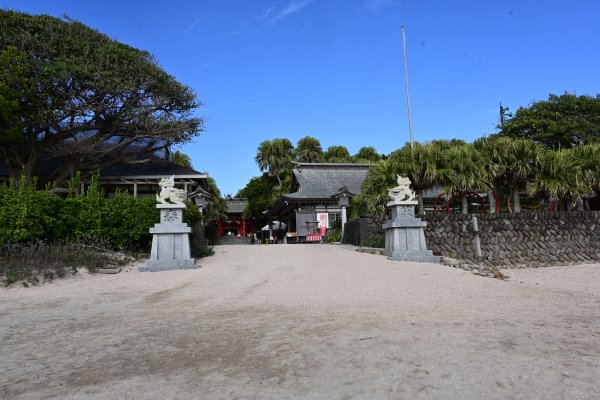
[3,0,600,195]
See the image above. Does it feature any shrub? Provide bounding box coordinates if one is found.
[0,178,62,243]
[361,224,385,248]
[45,174,158,250]
[0,174,202,252]
[324,228,342,243]
[191,243,215,258]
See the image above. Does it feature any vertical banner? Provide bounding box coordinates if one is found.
[317,213,329,236]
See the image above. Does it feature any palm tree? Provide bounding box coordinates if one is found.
[354,146,381,163]
[530,148,594,211]
[438,143,491,214]
[295,136,323,162]
[255,138,294,185]
[355,157,400,220]
[324,145,352,163]
[571,143,600,209]
[475,136,542,213]
[171,150,192,168]
[391,141,441,215]
[203,177,228,222]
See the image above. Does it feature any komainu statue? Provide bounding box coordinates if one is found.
[156,175,187,205]
[388,175,416,202]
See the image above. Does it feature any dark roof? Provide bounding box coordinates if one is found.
[225,198,248,214]
[283,163,372,201]
[100,158,206,178]
[0,157,206,179]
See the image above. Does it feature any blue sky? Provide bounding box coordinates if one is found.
[3,0,600,195]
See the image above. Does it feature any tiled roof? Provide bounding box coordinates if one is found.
[0,157,206,179]
[100,158,206,178]
[283,163,371,201]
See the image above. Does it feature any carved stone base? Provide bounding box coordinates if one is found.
[383,201,440,263]
[140,204,197,272]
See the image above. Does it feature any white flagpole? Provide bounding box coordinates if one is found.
[401,25,414,150]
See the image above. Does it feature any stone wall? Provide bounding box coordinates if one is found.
[423,212,600,268]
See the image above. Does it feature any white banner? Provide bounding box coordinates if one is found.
[316,213,329,229]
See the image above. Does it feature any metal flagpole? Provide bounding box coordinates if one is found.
[401,25,414,149]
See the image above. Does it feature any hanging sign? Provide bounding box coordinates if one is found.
[317,213,328,236]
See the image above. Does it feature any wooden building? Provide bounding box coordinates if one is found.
[271,163,371,242]
[0,157,209,204]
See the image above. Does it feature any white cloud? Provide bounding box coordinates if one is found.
[259,0,314,25]
[180,14,210,33]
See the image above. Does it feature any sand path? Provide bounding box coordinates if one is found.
[1,244,599,399]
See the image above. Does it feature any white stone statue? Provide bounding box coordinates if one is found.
[388,175,416,202]
[156,175,187,205]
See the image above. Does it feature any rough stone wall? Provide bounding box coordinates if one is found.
[423,212,600,268]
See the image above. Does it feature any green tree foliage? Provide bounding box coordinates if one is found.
[237,174,279,222]
[571,143,600,192]
[499,93,600,149]
[0,10,203,185]
[0,54,23,146]
[351,158,399,220]
[438,143,491,213]
[171,150,193,168]
[203,177,228,222]
[475,136,543,212]
[295,136,323,162]
[390,142,442,215]
[255,138,293,185]
[354,146,381,163]
[323,145,351,163]
[529,148,595,211]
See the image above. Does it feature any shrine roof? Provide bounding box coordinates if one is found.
[282,163,372,201]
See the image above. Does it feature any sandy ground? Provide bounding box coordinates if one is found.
[1,244,599,400]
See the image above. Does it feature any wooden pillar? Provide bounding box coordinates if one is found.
[133,182,138,197]
[217,220,222,237]
[241,219,246,236]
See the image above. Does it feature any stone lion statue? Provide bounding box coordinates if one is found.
[388,175,416,201]
[156,175,187,205]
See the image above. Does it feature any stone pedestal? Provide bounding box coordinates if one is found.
[382,200,439,263]
[140,204,196,272]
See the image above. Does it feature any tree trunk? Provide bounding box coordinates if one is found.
[512,188,521,213]
[487,192,496,214]
[558,199,567,211]
[416,189,425,215]
[461,195,468,214]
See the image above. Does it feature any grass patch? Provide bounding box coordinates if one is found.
[0,240,130,287]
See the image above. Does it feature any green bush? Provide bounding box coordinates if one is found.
[361,224,385,248]
[56,175,159,249]
[191,243,215,258]
[183,200,203,224]
[0,177,62,243]
[0,174,160,250]
[324,228,342,243]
